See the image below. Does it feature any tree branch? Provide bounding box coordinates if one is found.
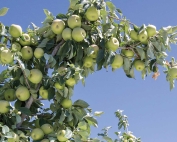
[16,39,65,128]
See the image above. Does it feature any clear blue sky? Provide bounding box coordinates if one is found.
[1,0,177,142]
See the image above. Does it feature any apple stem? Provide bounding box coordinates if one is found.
[16,39,65,128]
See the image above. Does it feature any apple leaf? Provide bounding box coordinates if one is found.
[73,134,82,142]
[59,110,66,124]
[100,9,108,25]
[135,47,145,60]
[94,111,104,117]
[18,107,31,116]
[123,57,131,71]
[37,38,50,48]
[84,116,98,127]
[65,127,73,139]
[43,9,54,20]
[48,87,55,101]
[2,125,9,134]
[103,136,113,142]
[147,43,155,59]
[106,1,116,13]
[73,99,89,108]
[0,7,9,16]
[23,69,30,78]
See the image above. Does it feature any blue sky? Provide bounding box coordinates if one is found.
[1,0,177,141]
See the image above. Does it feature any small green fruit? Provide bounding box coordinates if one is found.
[72,27,86,42]
[83,56,94,68]
[146,24,156,37]
[62,28,72,41]
[138,30,148,43]
[111,54,123,69]
[41,124,54,134]
[34,48,44,59]
[68,15,81,29]
[57,67,67,76]
[21,46,33,60]
[9,24,22,38]
[106,37,119,51]
[41,139,50,142]
[51,19,65,34]
[31,128,44,141]
[130,30,139,41]
[121,49,134,58]
[61,99,72,109]
[0,100,10,113]
[89,44,99,58]
[28,69,43,84]
[4,89,16,102]
[16,86,30,101]
[11,42,21,52]
[8,133,19,142]
[66,78,76,87]
[39,86,48,99]
[19,34,31,46]
[85,6,100,21]
[54,82,64,90]
[134,60,145,71]
[57,130,68,141]
[0,50,14,64]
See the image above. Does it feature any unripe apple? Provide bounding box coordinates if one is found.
[72,27,86,42]
[106,37,119,51]
[41,123,54,134]
[34,48,44,59]
[0,100,10,113]
[0,50,14,64]
[19,34,31,46]
[61,99,72,109]
[111,54,123,69]
[28,69,43,84]
[16,86,30,101]
[39,86,48,99]
[138,30,148,43]
[66,78,76,87]
[121,49,134,58]
[146,24,156,37]
[8,133,19,142]
[21,46,33,60]
[83,56,94,68]
[4,89,16,102]
[41,139,50,142]
[85,6,100,21]
[54,82,64,90]
[134,60,145,71]
[9,24,22,38]
[169,67,177,79]
[89,44,99,58]
[62,28,72,41]
[31,128,44,141]
[130,30,139,41]
[51,19,65,34]
[11,42,21,52]
[57,67,67,76]
[57,130,68,141]
[67,15,81,29]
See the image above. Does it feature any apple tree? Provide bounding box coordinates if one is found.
[0,0,177,141]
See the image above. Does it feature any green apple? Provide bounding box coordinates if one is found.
[134,60,145,71]
[66,78,76,87]
[83,56,94,68]
[72,27,86,42]
[41,139,50,142]
[11,42,21,52]
[57,67,67,76]
[8,133,19,142]
[138,30,148,43]
[78,121,87,130]
[15,86,30,101]
[28,69,43,84]
[106,37,119,51]
[31,128,44,141]
[57,130,68,141]
[0,100,10,113]
[121,49,134,58]
[146,24,156,37]
[111,54,123,69]
[19,34,31,46]
[85,6,100,21]
[4,89,16,102]
[41,123,54,134]
[67,15,81,29]
[34,48,44,59]
[89,44,99,58]
[169,67,177,79]
[39,86,48,99]
[130,30,139,41]
[61,99,72,109]
[62,28,72,41]
[9,24,22,38]
[54,82,64,90]
[0,50,14,64]
[51,19,65,34]
[21,46,33,60]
